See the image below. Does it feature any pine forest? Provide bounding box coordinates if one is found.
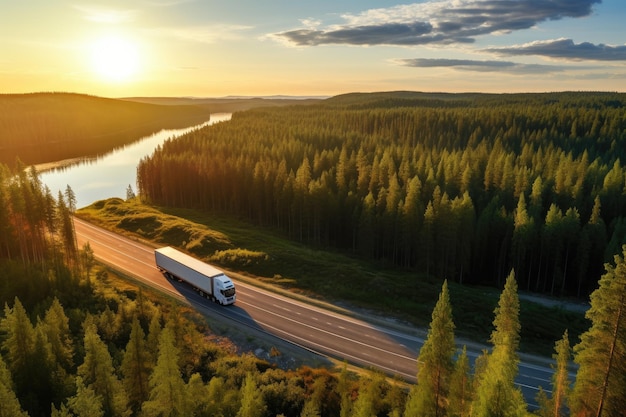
[138,92,626,298]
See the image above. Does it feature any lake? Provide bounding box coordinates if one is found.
[39,113,231,209]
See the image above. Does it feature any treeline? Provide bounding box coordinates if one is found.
[0,93,211,167]
[0,162,79,280]
[137,92,626,298]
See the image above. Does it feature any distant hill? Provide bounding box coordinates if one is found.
[324,90,626,109]
[0,92,212,167]
[121,96,323,112]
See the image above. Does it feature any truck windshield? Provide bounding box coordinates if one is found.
[222,288,236,297]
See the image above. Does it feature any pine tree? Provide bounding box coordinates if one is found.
[571,245,626,417]
[550,331,571,417]
[336,362,353,417]
[471,271,526,417]
[0,353,29,417]
[120,317,151,413]
[405,280,455,417]
[142,326,189,417]
[77,321,128,417]
[351,371,385,417]
[42,297,74,371]
[0,298,35,376]
[448,346,472,417]
[236,372,266,417]
[300,376,325,417]
[535,330,572,417]
[68,376,104,417]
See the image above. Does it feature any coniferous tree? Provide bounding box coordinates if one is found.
[405,280,455,417]
[142,326,189,417]
[536,330,571,417]
[77,321,128,417]
[67,376,104,417]
[571,245,626,417]
[0,353,29,417]
[336,363,353,417]
[448,346,472,417]
[300,376,325,417]
[120,316,151,413]
[0,298,35,381]
[42,297,74,371]
[236,372,266,417]
[471,271,526,417]
[351,371,385,417]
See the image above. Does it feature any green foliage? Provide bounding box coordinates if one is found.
[236,373,267,417]
[77,320,129,417]
[68,376,104,417]
[142,326,189,417]
[0,353,29,417]
[535,331,571,417]
[209,249,270,270]
[448,346,472,417]
[120,317,151,413]
[405,280,455,416]
[471,271,527,417]
[571,245,626,417]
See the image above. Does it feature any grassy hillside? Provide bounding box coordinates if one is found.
[77,198,590,356]
[0,92,212,167]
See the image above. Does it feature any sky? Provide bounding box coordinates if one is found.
[1,0,625,97]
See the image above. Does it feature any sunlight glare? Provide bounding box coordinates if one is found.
[90,35,140,82]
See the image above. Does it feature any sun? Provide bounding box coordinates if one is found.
[90,35,140,82]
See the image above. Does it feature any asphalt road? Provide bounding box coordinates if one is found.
[74,217,563,409]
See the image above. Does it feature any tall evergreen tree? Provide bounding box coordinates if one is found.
[336,362,353,417]
[536,330,571,417]
[77,321,128,417]
[448,346,472,417]
[405,280,455,417]
[0,353,29,417]
[236,372,266,417]
[68,376,104,417]
[351,371,385,417]
[0,298,35,379]
[120,317,151,413]
[300,376,325,417]
[142,326,189,417]
[42,297,74,371]
[471,271,526,417]
[571,245,626,417]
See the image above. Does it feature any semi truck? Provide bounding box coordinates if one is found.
[155,246,236,305]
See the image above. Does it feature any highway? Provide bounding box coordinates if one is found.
[74,217,559,408]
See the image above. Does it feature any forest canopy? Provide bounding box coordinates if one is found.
[137,91,626,298]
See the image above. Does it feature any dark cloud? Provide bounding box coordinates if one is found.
[280,22,435,46]
[485,38,626,61]
[397,57,568,73]
[273,0,601,47]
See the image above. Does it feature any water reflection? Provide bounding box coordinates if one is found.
[40,113,231,209]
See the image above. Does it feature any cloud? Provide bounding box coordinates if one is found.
[396,57,569,73]
[273,0,600,46]
[74,5,137,24]
[485,38,626,61]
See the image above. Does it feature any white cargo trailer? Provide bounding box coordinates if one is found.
[155,246,236,305]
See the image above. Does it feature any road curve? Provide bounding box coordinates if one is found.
[74,217,558,407]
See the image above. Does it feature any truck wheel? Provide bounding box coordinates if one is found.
[199,290,204,298]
